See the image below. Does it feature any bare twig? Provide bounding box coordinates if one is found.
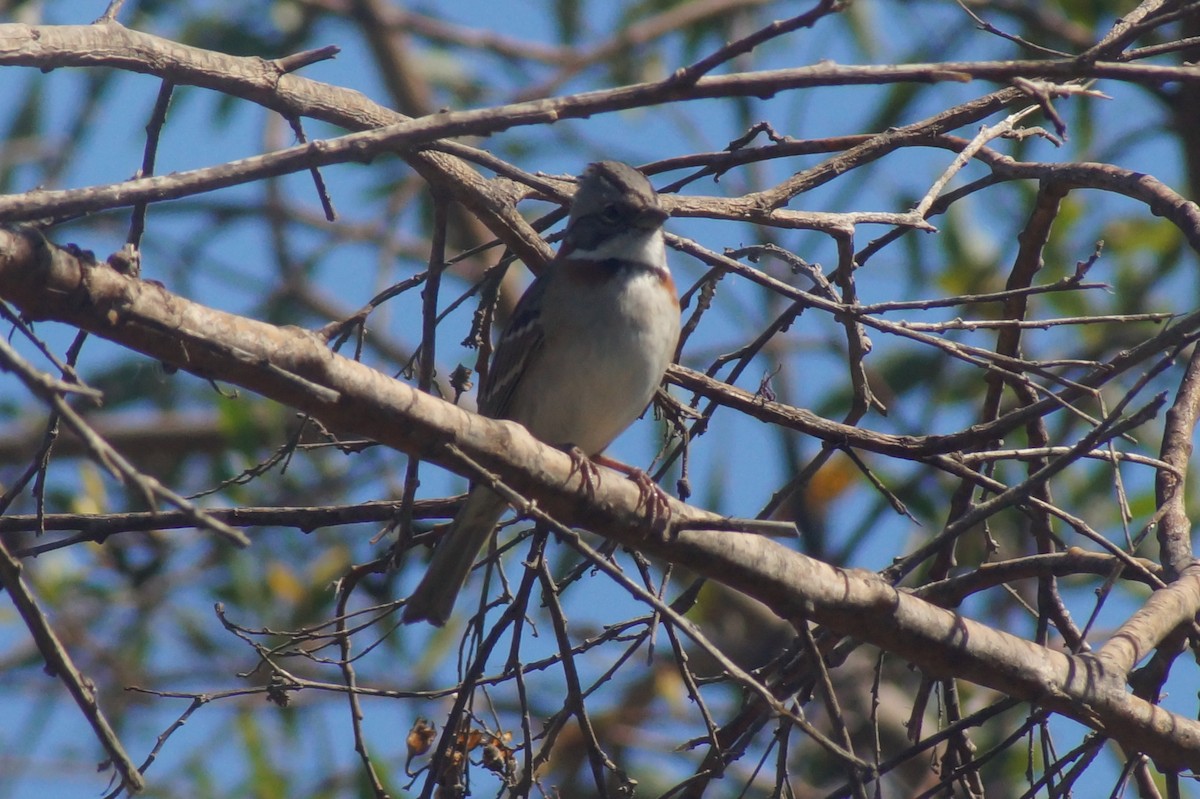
[0,535,145,793]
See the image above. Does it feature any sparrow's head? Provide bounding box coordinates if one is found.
[563,161,669,256]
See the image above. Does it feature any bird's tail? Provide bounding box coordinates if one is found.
[401,488,508,626]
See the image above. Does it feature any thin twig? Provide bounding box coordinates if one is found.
[0,535,145,793]
[0,335,250,547]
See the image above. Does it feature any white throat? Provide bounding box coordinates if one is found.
[571,227,667,271]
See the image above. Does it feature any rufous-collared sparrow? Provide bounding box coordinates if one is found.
[402,161,680,626]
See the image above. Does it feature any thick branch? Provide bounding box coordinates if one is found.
[1155,344,1200,579]
[0,226,726,537]
[3,227,1200,769]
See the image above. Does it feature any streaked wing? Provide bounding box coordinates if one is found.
[479,274,548,419]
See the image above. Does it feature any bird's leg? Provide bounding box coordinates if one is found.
[592,453,673,532]
[563,444,602,499]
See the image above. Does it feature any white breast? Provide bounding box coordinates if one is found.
[507,252,679,455]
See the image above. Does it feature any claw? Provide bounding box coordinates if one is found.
[629,467,672,528]
[565,444,601,498]
[592,454,673,537]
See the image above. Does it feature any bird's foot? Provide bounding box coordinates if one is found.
[564,444,601,499]
[592,454,673,537]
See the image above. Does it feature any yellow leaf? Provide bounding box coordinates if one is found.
[266,561,304,604]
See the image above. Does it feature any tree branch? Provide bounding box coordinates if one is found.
[4,225,1200,770]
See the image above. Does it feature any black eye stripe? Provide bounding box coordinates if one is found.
[599,202,637,221]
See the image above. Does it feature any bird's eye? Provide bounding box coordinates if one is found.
[599,204,622,224]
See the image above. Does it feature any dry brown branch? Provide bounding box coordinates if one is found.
[1155,344,1200,580]
[3,223,1200,771]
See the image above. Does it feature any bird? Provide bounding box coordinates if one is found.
[401,161,680,626]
